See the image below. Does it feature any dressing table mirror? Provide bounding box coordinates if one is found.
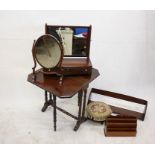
[45,24,92,76]
[45,24,91,57]
[32,24,92,83]
[32,34,64,83]
[34,34,63,69]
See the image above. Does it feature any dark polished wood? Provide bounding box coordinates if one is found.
[74,90,83,131]
[53,94,57,131]
[62,58,92,75]
[62,58,92,68]
[27,68,99,131]
[40,58,92,76]
[41,89,88,131]
[104,116,137,137]
[74,89,88,131]
[41,91,49,112]
[82,89,87,118]
[27,68,99,98]
[43,93,78,120]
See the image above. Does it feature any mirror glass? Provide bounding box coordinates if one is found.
[46,26,89,57]
[34,35,62,68]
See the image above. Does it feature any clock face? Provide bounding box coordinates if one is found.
[34,34,63,69]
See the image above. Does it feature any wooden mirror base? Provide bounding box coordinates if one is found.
[40,58,92,76]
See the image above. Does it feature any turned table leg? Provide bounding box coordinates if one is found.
[41,91,49,112]
[42,89,87,131]
[74,88,88,131]
[53,94,57,131]
[74,90,83,131]
[82,89,87,119]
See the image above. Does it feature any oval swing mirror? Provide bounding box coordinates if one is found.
[34,34,63,70]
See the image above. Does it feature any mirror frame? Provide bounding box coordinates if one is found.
[45,24,92,58]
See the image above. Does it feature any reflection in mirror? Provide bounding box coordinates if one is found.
[46,26,89,57]
[73,27,88,56]
[34,35,62,68]
[90,93,146,113]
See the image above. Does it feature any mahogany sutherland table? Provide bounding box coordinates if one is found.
[27,68,99,131]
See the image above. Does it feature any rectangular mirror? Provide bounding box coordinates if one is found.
[45,24,91,57]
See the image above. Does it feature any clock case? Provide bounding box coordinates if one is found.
[44,24,92,76]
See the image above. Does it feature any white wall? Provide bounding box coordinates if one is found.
[0,10,154,98]
[146,11,155,83]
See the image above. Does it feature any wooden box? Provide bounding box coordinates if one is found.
[61,58,92,75]
[104,116,137,137]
